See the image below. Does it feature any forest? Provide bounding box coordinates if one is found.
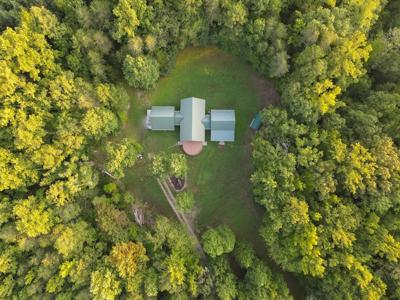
[0,0,399,299]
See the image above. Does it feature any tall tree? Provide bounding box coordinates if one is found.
[105,138,142,179]
[123,55,159,90]
[202,225,236,258]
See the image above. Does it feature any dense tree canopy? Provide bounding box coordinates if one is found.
[105,138,142,179]
[1,0,399,299]
[250,1,400,298]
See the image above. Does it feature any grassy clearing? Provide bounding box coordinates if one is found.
[117,46,304,299]
[123,47,271,249]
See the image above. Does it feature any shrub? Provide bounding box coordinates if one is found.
[169,153,188,178]
[176,191,194,212]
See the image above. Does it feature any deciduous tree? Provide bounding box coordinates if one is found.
[202,225,236,258]
[123,55,159,90]
[105,138,142,179]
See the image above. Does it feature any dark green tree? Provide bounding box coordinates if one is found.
[123,55,160,90]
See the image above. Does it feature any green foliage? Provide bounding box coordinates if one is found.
[280,1,385,121]
[144,267,159,297]
[202,225,236,258]
[93,196,133,242]
[238,258,293,300]
[233,240,255,269]
[108,242,148,278]
[1,1,399,299]
[112,0,146,42]
[0,148,38,191]
[13,196,54,238]
[123,55,160,90]
[252,106,400,298]
[176,191,195,213]
[82,107,118,139]
[90,268,122,300]
[210,256,237,300]
[105,138,142,179]
[169,153,188,178]
[53,220,95,257]
[147,217,207,297]
[0,9,56,82]
[0,275,14,298]
[0,247,16,274]
[150,152,188,179]
[150,152,168,178]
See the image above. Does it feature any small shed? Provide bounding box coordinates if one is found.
[210,109,235,142]
[149,106,175,130]
[250,112,262,130]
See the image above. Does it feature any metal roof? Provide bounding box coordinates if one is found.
[210,109,235,142]
[250,112,262,130]
[180,97,206,142]
[202,114,211,130]
[150,106,175,130]
[174,111,183,125]
[211,130,235,142]
[147,100,236,143]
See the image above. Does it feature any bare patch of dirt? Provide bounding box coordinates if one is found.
[251,73,280,108]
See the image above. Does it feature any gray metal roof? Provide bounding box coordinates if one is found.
[180,97,206,142]
[202,114,211,130]
[210,109,235,141]
[150,106,175,130]
[174,111,183,126]
[211,130,235,142]
[147,101,235,143]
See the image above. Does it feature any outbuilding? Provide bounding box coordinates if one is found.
[250,112,262,130]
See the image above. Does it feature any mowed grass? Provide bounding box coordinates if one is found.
[123,47,268,249]
[121,47,305,299]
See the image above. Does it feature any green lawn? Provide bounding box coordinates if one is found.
[121,47,304,297]
[123,47,269,249]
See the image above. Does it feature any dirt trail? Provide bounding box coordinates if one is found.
[156,178,206,260]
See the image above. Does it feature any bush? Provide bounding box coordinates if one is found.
[150,153,168,178]
[150,152,188,179]
[176,192,194,212]
[169,153,187,178]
